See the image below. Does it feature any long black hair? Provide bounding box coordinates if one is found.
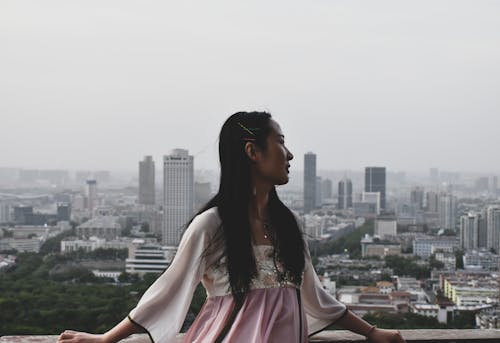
[182,111,305,306]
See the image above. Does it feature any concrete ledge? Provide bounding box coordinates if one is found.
[2,329,500,343]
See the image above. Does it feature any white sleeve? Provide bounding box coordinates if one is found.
[127,209,215,343]
[301,238,349,336]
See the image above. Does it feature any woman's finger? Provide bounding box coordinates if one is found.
[59,332,75,339]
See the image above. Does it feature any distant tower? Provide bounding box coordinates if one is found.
[86,179,97,218]
[365,167,386,210]
[439,193,457,230]
[163,149,194,246]
[486,206,500,253]
[139,156,155,205]
[303,152,317,213]
[338,178,353,210]
[410,186,425,210]
[315,176,322,207]
[425,191,439,212]
[321,178,333,201]
[460,212,481,250]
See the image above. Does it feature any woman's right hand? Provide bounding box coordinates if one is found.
[57,330,108,343]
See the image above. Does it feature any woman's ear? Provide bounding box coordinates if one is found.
[244,142,259,162]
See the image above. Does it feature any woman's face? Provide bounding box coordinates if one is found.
[250,119,294,185]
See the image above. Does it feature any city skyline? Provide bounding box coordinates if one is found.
[1,1,499,173]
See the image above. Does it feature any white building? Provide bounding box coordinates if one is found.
[126,239,177,275]
[413,237,460,258]
[76,216,122,240]
[439,193,457,230]
[460,212,482,250]
[92,270,122,281]
[163,149,194,246]
[375,217,397,238]
[61,236,130,253]
[139,156,155,206]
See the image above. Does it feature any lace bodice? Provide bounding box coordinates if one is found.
[203,244,302,297]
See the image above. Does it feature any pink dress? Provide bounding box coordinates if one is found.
[127,207,348,343]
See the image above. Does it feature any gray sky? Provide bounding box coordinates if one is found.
[1,0,499,174]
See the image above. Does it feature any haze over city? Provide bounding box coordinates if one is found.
[1,0,499,173]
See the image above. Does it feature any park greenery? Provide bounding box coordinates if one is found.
[0,223,476,336]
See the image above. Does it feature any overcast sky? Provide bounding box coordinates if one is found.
[1,0,499,174]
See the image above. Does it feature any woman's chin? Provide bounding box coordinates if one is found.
[276,175,289,185]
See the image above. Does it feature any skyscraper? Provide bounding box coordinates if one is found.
[425,191,439,212]
[315,176,322,207]
[487,206,500,253]
[365,167,386,211]
[163,149,194,246]
[139,156,155,205]
[86,179,97,218]
[338,177,353,210]
[439,193,457,230]
[321,178,333,201]
[410,186,424,210]
[460,212,481,250]
[303,152,317,213]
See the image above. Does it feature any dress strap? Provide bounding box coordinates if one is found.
[296,288,303,343]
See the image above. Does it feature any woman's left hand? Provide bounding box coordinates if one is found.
[367,327,406,343]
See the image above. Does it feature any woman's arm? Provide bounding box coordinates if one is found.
[57,317,144,343]
[334,310,406,343]
[333,309,375,337]
[102,317,145,343]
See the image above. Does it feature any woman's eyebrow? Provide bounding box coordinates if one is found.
[277,134,285,139]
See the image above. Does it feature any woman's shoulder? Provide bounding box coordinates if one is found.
[188,206,221,238]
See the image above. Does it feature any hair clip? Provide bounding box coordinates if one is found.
[237,122,255,136]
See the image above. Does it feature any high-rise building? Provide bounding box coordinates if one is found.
[86,179,97,218]
[425,191,439,212]
[438,193,457,230]
[321,178,333,201]
[410,187,424,210]
[163,149,194,246]
[57,203,71,221]
[139,156,155,205]
[478,208,488,248]
[338,178,353,210]
[365,167,386,210]
[315,176,322,207]
[486,206,500,253]
[303,152,317,213]
[0,202,10,223]
[460,212,481,250]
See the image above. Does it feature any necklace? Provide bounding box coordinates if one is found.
[263,221,270,239]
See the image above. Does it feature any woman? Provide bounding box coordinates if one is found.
[57,112,406,343]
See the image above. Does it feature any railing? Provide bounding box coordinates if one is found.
[3,329,500,343]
